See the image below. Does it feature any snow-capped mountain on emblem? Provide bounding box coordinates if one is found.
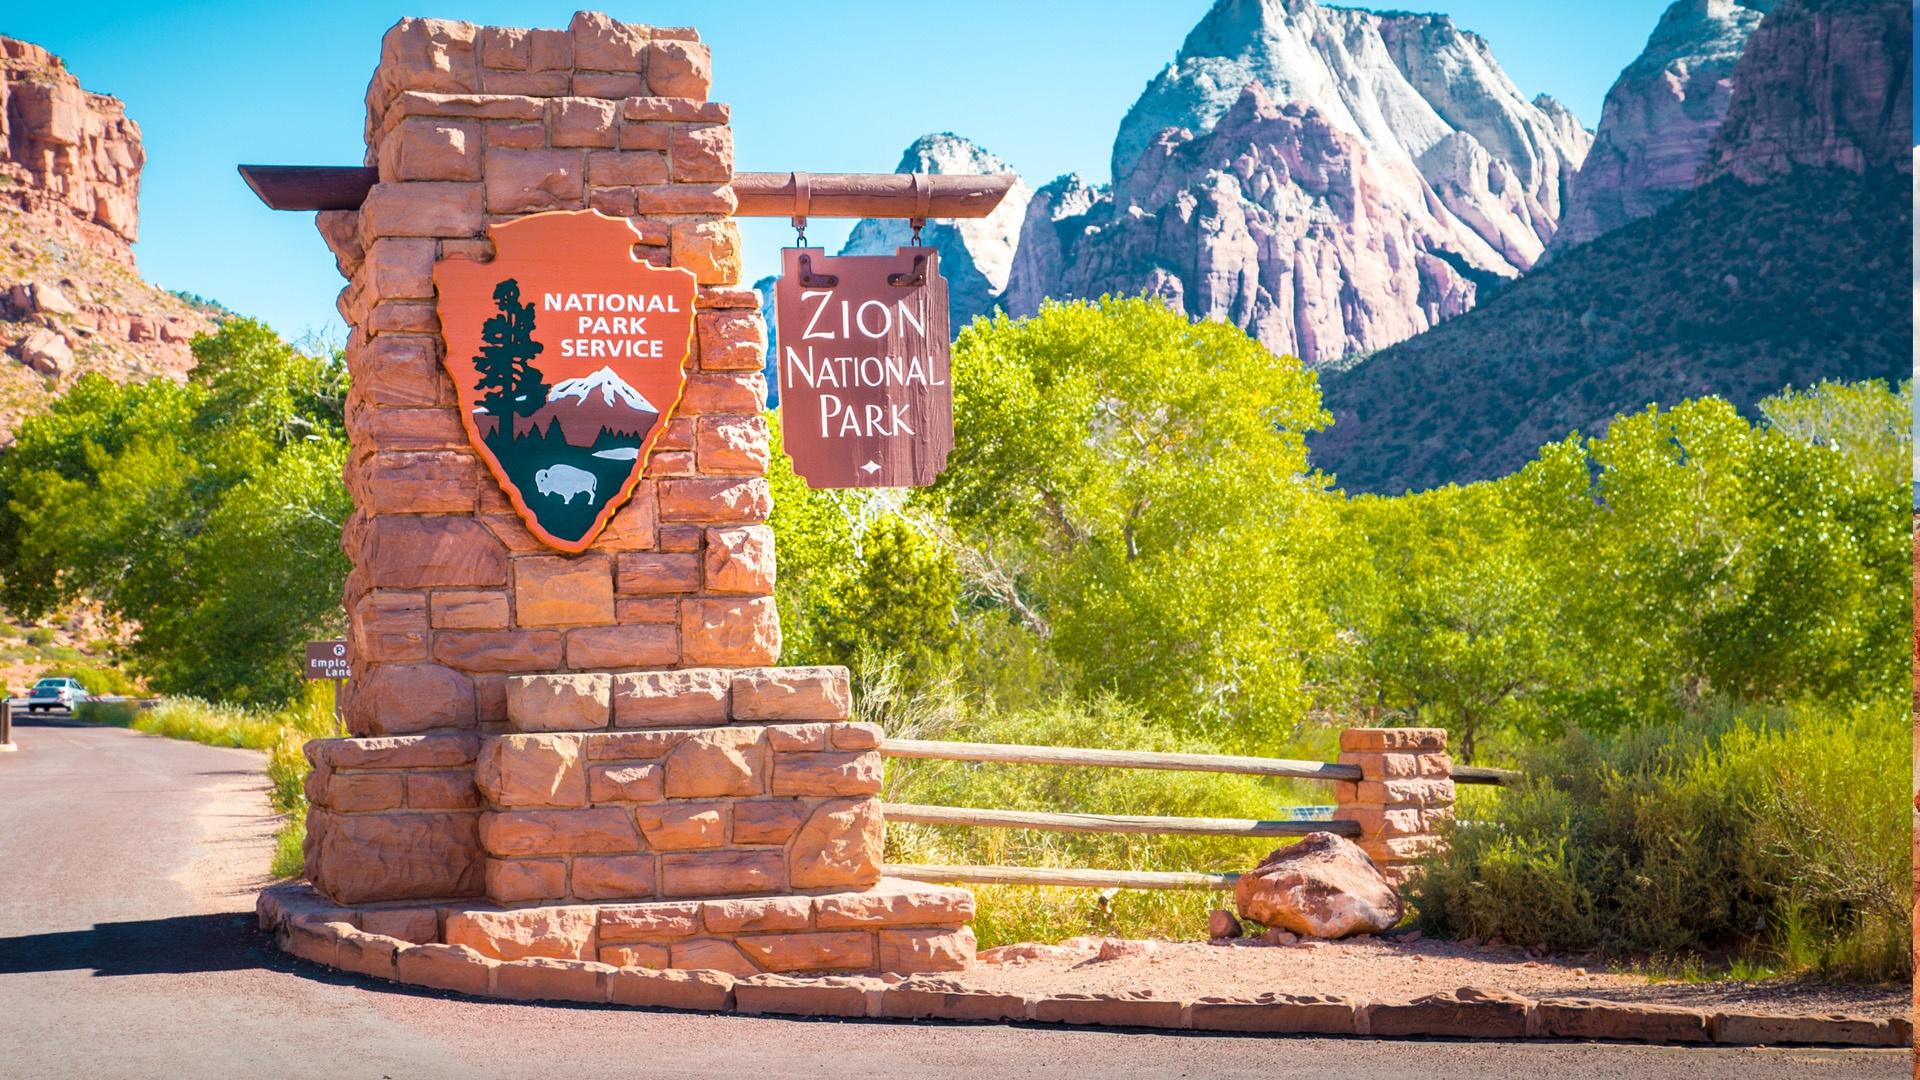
[515,365,662,446]
[550,366,660,412]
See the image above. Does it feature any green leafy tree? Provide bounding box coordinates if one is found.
[928,296,1341,746]
[767,412,963,687]
[1330,483,1557,762]
[1511,382,1911,721]
[473,278,548,418]
[0,319,351,703]
[813,515,963,684]
[1326,381,1910,760]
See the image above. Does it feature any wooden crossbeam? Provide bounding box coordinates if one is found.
[1449,765,1520,785]
[730,171,1014,219]
[885,863,1239,891]
[237,165,1015,219]
[877,738,1364,783]
[883,802,1360,839]
[879,738,1517,785]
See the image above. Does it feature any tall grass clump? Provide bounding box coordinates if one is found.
[864,664,1340,947]
[1413,699,1910,981]
[135,697,293,748]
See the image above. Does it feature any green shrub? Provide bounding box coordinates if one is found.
[57,662,143,697]
[23,627,53,647]
[1413,699,1910,981]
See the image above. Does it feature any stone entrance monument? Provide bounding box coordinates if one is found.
[258,12,975,996]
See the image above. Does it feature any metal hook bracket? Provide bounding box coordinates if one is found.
[797,253,839,288]
[907,171,931,244]
[887,253,928,288]
[790,171,812,247]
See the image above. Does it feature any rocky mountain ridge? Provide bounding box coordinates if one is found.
[758,0,1592,378]
[0,36,214,442]
[1015,84,1500,363]
[1313,0,1911,493]
[1006,0,1592,365]
[840,134,1031,332]
[1698,0,1912,183]
[1548,0,1775,254]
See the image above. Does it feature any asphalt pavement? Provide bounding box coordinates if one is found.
[0,716,1906,1079]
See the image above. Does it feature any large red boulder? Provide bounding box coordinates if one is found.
[1233,832,1402,939]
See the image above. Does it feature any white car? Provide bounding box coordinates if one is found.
[27,676,88,712]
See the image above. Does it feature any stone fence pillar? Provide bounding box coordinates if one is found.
[1334,727,1455,886]
[285,11,973,982]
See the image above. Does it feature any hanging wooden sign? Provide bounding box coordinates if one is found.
[775,246,952,487]
[433,210,696,552]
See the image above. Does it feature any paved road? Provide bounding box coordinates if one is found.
[0,718,1906,1079]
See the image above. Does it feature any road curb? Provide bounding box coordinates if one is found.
[259,887,1911,1048]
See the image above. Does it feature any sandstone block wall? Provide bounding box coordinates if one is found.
[318,12,768,741]
[264,877,975,983]
[473,722,884,904]
[435,877,974,976]
[1333,727,1454,886]
[303,733,485,903]
[300,16,930,958]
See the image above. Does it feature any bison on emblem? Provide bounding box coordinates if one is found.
[535,463,598,505]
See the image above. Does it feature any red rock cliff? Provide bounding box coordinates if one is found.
[1700,0,1912,183]
[1,37,143,257]
[0,36,214,443]
[1006,0,1590,367]
[1548,0,1773,255]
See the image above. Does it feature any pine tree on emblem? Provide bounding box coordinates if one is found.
[473,278,549,418]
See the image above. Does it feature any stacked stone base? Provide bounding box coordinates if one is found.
[257,882,1907,1046]
[290,663,978,990]
[261,875,974,988]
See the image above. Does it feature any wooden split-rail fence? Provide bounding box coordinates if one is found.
[874,737,1515,891]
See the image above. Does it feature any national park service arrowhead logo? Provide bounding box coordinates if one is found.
[434,211,696,553]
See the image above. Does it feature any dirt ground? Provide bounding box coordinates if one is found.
[947,935,1909,1018]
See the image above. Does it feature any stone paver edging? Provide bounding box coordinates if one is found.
[260,886,1910,1048]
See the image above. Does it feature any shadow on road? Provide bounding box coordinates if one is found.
[11,713,100,730]
[0,909,530,1008]
[0,913,275,977]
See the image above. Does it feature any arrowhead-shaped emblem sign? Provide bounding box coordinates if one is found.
[434,211,697,553]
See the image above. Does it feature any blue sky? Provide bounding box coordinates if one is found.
[6,1,1670,343]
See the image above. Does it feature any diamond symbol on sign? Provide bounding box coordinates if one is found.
[860,460,881,475]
